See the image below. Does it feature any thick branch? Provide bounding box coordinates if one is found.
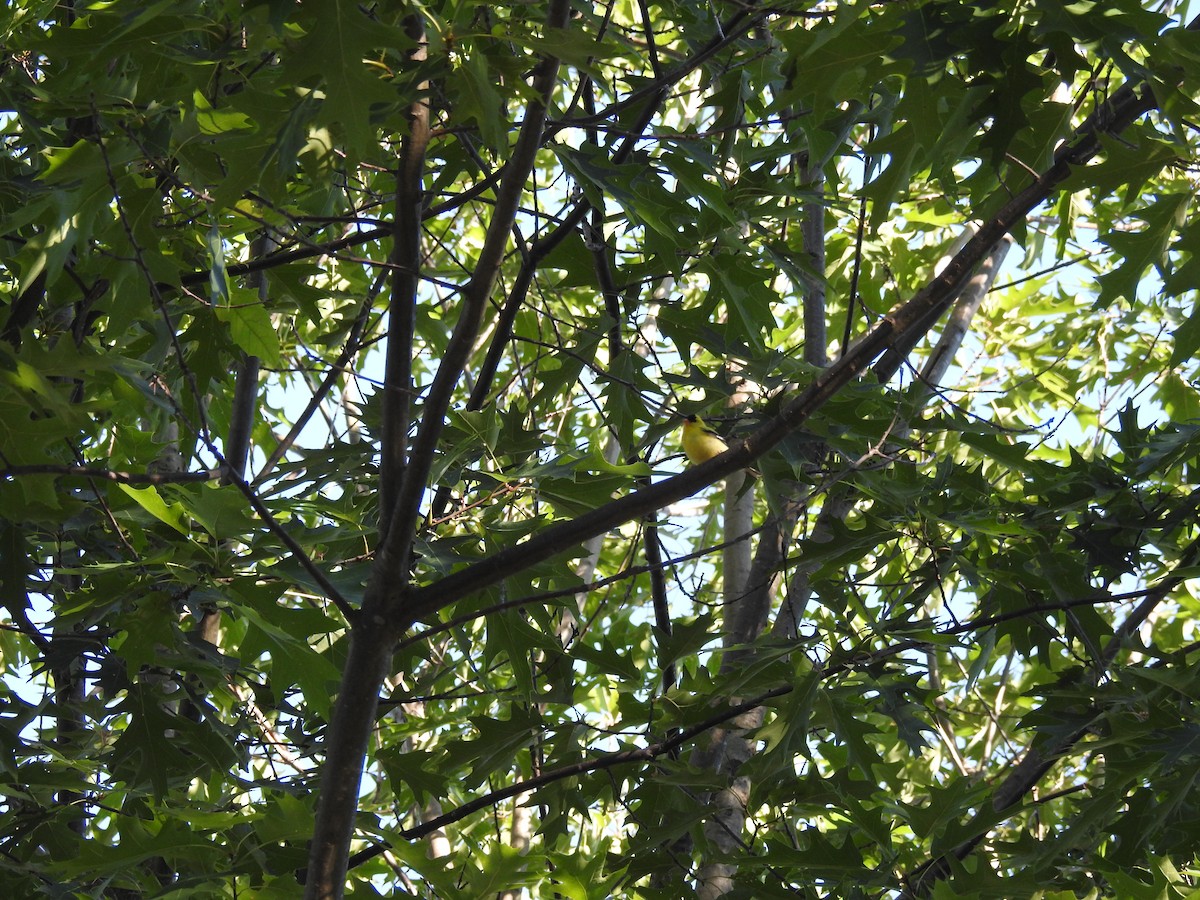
[0,464,218,484]
[383,0,573,583]
[302,623,397,900]
[379,16,431,536]
[874,80,1157,383]
[305,6,574,896]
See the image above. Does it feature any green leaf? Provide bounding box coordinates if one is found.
[111,593,181,672]
[108,684,202,796]
[1097,192,1191,307]
[118,483,190,535]
[1170,300,1200,367]
[215,290,282,366]
[236,582,343,718]
[285,0,411,157]
[191,90,254,136]
[1061,130,1181,202]
[456,47,507,154]
[487,608,536,695]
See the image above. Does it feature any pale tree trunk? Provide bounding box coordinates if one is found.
[694,150,831,897]
[693,178,1014,895]
[693,378,758,896]
[781,233,1013,652]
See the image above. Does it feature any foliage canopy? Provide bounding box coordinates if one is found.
[3,0,1200,897]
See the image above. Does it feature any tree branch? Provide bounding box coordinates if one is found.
[225,234,270,484]
[379,15,431,537]
[0,464,219,484]
[305,6,576,895]
[382,0,574,585]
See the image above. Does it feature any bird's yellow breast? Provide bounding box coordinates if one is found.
[681,416,729,465]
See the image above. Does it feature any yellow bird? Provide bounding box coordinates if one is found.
[681,415,731,465]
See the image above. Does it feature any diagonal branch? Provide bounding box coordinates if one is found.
[873,80,1162,383]
[0,465,218,484]
[398,66,1171,629]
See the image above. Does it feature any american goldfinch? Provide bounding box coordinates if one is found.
[681,415,731,465]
